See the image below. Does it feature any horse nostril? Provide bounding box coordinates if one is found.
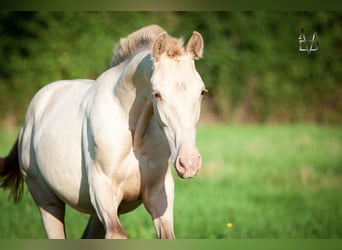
[176,157,186,175]
[175,154,202,178]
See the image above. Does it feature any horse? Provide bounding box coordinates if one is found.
[0,24,206,239]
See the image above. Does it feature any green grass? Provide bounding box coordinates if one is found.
[0,125,341,238]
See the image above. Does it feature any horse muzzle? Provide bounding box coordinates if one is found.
[174,153,202,179]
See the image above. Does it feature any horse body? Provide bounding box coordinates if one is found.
[19,79,94,212]
[0,25,205,239]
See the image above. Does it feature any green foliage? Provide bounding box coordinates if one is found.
[1,125,341,238]
[0,12,341,124]
[183,12,342,123]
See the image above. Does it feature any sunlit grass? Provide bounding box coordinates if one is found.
[0,125,341,238]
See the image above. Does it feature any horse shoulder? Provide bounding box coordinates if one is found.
[83,71,134,178]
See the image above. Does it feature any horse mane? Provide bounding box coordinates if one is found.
[111,25,165,67]
[111,24,185,67]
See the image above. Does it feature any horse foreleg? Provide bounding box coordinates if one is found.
[143,173,175,239]
[89,172,127,239]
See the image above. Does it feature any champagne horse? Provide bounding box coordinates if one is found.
[0,25,206,239]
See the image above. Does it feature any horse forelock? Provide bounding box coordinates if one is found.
[164,37,184,59]
[111,25,165,67]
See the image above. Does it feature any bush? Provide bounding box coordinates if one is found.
[0,12,341,125]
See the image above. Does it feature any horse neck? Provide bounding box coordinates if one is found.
[112,51,170,164]
[113,51,154,133]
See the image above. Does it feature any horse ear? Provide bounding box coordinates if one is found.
[186,31,203,60]
[152,32,168,62]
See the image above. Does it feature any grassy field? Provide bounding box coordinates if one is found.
[0,125,341,239]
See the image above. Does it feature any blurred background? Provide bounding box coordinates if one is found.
[0,12,341,239]
[0,12,341,126]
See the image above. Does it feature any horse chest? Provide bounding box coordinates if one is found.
[117,152,163,211]
[118,166,143,214]
[121,170,142,201]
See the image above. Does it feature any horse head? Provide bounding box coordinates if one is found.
[150,31,206,179]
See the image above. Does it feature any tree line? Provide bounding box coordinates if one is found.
[0,12,341,125]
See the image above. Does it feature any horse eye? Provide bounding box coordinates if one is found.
[153,91,162,100]
[201,89,208,96]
